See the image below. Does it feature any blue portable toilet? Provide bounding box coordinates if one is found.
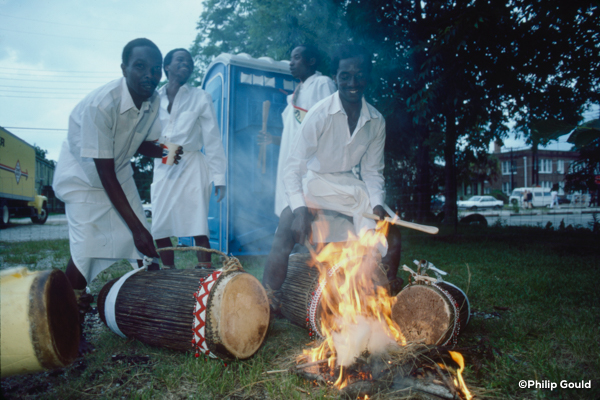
[200,53,297,255]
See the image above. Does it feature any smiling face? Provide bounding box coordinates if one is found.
[334,56,369,105]
[165,50,193,85]
[289,46,315,82]
[121,46,162,108]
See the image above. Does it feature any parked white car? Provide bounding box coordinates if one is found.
[508,187,552,207]
[457,196,504,211]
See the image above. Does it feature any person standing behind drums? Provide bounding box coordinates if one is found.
[260,44,336,295]
[151,48,227,269]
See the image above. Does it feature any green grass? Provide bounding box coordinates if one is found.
[1,226,599,399]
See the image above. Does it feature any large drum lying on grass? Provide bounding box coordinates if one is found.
[1,267,79,377]
[391,281,470,346]
[97,268,269,360]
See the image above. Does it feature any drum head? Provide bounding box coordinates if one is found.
[218,273,269,359]
[392,284,454,345]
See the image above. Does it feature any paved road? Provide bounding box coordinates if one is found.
[0,215,70,243]
[1,207,598,243]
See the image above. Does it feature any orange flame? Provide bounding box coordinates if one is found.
[302,219,406,388]
[448,351,473,400]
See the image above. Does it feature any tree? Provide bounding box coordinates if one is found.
[33,144,56,167]
[132,155,153,204]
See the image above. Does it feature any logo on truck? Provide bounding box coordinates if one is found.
[0,159,29,184]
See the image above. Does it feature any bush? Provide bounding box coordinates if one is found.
[491,189,508,204]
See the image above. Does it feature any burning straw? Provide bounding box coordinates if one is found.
[294,219,475,399]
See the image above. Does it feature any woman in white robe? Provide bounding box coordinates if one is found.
[151,48,226,268]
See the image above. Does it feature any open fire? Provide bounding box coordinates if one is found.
[296,219,473,399]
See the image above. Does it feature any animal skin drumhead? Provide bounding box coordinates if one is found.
[217,273,269,359]
[392,284,453,345]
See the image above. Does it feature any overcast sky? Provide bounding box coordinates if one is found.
[0,0,204,161]
[0,1,596,162]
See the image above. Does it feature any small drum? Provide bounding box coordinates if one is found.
[97,268,269,360]
[1,267,79,377]
[391,281,470,346]
[280,253,388,339]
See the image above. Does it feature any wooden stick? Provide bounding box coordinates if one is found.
[363,213,439,235]
[263,369,289,374]
[257,100,270,174]
[295,358,334,369]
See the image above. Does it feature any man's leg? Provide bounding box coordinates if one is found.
[263,207,296,307]
[381,225,403,295]
[194,235,212,268]
[156,237,175,268]
[65,257,94,354]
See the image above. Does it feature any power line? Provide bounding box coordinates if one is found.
[4,127,67,131]
[0,67,115,74]
[0,27,125,44]
[0,12,192,37]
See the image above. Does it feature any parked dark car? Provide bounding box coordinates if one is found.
[557,196,571,205]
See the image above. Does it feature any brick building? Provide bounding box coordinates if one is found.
[487,142,580,196]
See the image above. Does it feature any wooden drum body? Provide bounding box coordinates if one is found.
[392,281,470,346]
[1,267,80,377]
[97,269,269,360]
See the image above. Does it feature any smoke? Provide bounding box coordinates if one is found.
[332,315,399,367]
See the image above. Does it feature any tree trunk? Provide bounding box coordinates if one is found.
[443,108,458,228]
[415,127,431,222]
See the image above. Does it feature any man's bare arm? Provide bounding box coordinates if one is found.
[94,158,159,258]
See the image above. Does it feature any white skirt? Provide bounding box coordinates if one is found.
[151,150,211,239]
[65,176,147,283]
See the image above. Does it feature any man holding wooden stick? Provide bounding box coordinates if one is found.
[262,44,402,314]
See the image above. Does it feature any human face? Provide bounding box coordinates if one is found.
[121,46,162,107]
[334,57,369,104]
[165,51,193,85]
[289,46,313,82]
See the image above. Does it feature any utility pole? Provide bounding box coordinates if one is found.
[510,148,514,191]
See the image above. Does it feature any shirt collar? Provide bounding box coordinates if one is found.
[328,91,378,121]
[120,77,157,114]
[302,71,322,88]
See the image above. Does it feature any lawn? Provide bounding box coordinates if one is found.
[1,224,599,399]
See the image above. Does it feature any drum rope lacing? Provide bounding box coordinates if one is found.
[402,260,461,346]
[158,246,243,364]
[157,246,244,273]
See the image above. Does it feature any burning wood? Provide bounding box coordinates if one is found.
[291,219,474,399]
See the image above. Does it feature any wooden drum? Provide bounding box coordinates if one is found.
[391,281,470,346]
[280,253,387,339]
[97,268,269,360]
[1,267,79,377]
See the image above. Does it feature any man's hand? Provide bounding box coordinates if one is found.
[291,206,312,244]
[373,205,389,220]
[215,185,226,202]
[132,226,160,258]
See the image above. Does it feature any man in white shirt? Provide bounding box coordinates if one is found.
[262,45,402,310]
[53,39,181,340]
[261,44,336,294]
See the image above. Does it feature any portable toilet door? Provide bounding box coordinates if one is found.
[202,53,296,255]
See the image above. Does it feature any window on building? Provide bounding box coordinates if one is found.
[540,181,552,189]
[484,187,491,194]
[502,182,511,194]
[502,161,511,175]
[539,159,552,174]
[556,160,564,174]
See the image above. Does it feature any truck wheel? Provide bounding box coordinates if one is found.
[31,204,49,224]
[1,205,9,227]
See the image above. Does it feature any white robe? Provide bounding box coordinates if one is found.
[150,84,226,239]
[52,78,161,283]
[274,72,336,216]
[283,92,386,241]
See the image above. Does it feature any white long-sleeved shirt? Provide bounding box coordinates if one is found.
[157,83,226,186]
[275,72,336,216]
[283,91,386,212]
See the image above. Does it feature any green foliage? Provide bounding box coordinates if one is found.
[131,155,154,204]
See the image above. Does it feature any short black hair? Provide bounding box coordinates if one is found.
[163,48,193,78]
[122,38,161,65]
[330,44,372,76]
[296,44,322,70]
